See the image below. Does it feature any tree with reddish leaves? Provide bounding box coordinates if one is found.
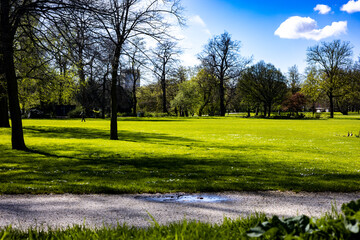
[282,92,306,116]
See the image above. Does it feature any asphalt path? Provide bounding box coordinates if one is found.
[0,191,359,229]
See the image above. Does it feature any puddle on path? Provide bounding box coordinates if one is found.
[136,194,230,203]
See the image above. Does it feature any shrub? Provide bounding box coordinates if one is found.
[144,112,170,117]
[67,106,82,118]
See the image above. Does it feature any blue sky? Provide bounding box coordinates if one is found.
[177,0,360,75]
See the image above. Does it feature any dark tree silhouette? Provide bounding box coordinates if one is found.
[239,61,288,117]
[0,0,89,150]
[198,31,249,116]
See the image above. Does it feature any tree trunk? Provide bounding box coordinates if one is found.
[0,93,10,128]
[263,103,267,117]
[3,39,26,149]
[312,102,315,116]
[268,103,272,118]
[161,70,167,113]
[101,74,106,119]
[198,105,204,117]
[0,62,10,128]
[219,77,226,116]
[132,79,137,116]
[77,45,86,107]
[110,46,121,140]
[1,1,26,149]
[329,91,334,118]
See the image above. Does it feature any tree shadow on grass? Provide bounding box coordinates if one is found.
[24,126,199,144]
[2,143,360,194]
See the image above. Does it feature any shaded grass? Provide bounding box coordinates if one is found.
[0,115,360,194]
[0,214,267,240]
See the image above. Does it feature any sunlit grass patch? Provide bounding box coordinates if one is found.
[0,115,360,194]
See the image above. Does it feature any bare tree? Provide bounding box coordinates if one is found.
[198,31,250,116]
[123,38,147,116]
[49,1,97,108]
[288,65,301,94]
[152,40,181,113]
[94,0,183,140]
[307,40,353,118]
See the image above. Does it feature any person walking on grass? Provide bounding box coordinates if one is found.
[81,109,86,122]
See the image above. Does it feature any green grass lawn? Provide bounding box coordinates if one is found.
[0,114,359,194]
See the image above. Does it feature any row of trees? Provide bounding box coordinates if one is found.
[1,1,359,151]
[137,37,360,119]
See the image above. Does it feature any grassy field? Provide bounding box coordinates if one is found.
[0,113,359,194]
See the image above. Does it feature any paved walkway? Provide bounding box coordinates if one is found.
[0,192,359,229]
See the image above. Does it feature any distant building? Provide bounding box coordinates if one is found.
[315,104,329,113]
[119,69,140,90]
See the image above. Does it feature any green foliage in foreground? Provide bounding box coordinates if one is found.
[0,114,360,194]
[0,200,359,239]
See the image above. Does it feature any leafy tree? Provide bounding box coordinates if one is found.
[167,66,189,115]
[0,0,89,150]
[335,67,360,115]
[307,40,353,118]
[192,68,218,116]
[171,80,199,117]
[138,83,161,113]
[238,61,288,117]
[198,31,250,116]
[301,67,324,115]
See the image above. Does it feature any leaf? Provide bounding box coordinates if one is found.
[345,221,359,234]
[341,199,360,217]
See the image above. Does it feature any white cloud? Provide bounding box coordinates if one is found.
[189,15,206,28]
[341,0,360,13]
[274,16,347,41]
[204,29,211,36]
[314,4,331,14]
[189,15,211,36]
[180,53,201,67]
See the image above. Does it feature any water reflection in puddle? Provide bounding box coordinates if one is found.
[136,194,230,203]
